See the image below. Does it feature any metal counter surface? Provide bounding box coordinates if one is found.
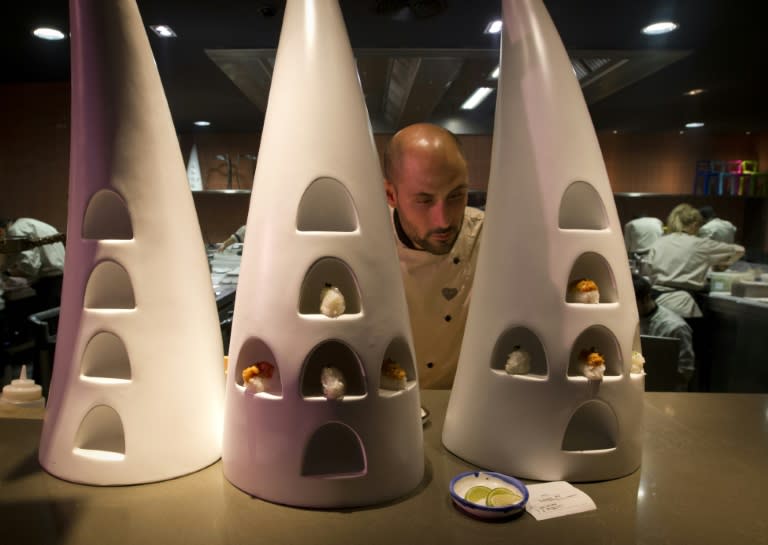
[1,391,767,545]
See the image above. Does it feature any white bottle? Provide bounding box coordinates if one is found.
[0,365,45,408]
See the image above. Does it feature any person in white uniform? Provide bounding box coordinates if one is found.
[217,225,246,251]
[647,204,744,317]
[384,123,484,389]
[633,274,695,388]
[0,218,64,310]
[698,205,737,243]
[624,215,664,254]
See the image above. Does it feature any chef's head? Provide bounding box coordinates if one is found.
[384,123,469,255]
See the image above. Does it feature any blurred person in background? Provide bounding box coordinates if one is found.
[697,205,737,243]
[624,214,664,255]
[633,273,695,390]
[647,204,744,317]
[0,217,65,310]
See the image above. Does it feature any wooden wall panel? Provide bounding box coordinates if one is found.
[2,83,767,256]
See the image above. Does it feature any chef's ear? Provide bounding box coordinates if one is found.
[384,179,397,208]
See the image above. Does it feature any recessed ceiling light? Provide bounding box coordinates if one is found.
[641,21,678,35]
[489,66,500,80]
[684,88,706,96]
[32,27,66,41]
[194,120,211,127]
[685,122,704,128]
[612,130,619,135]
[679,130,685,135]
[746,131,752,135]
[460,87,494,110]
[149,25,177,38]
[485,20,502,34]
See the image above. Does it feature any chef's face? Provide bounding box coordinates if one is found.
[386,148,469,255]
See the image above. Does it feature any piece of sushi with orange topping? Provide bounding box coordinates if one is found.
[578,348,605,380]
[568,278,600,304]
[242,361,275,393]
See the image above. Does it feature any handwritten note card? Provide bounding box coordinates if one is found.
[525,481,596,521]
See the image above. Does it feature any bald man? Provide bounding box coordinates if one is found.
[384,123,484,388]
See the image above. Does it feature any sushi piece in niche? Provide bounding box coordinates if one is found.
[242,361,275,393]
[320,283,346,318]
[504,345,531,375]
[380,358,407,390]
[321,366,346,399]
[579,348,605,381]
[568,278,600,304]
[630,351,645,374]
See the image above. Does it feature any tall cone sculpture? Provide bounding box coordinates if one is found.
[222,0,423,508]
[442,0,643,482]
[38,0,225,485]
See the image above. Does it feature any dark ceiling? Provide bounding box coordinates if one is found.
[6,0,767,134]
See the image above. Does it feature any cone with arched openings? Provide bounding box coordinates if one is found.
[221,0,423,507]
[442,0,643,482]
[38,0,225,484]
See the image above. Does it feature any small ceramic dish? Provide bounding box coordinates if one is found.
[449,471,528,520]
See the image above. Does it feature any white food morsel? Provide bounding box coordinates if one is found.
[504,348,531,375]
[630,351,645,374]
[321,366,346,399]
[320,285,346,318]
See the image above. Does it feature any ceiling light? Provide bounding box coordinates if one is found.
[485,20,502,34]
[194,120,211,127]
[642,21,678,35]
[460,87,494,110]
[489,66,500,80]
[684,88,706,96]
[685,122,704,128]
[149,25,177,38]
[612,130,618,135]
[679,130,685,135]
[32,27,66,41]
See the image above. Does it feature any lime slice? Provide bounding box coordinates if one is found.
[464,485,492,504]
[486,486,523,507]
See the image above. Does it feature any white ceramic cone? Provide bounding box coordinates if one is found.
[442,0,643,482]
[187,143,204,191]
[222,0,423,507]
[38,0,225,485]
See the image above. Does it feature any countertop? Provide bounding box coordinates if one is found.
[1,390,767,545]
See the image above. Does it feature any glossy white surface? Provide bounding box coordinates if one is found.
[221,0,422,507]
[443,0,642,481]
[38,0,225,485]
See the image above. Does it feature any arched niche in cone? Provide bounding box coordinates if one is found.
[378,336,416,396]
[558,181,608,231]
[84,260,136,310]
[561,399,618,451]
[490,326,548,378]
[234,337,282,398]
[301,339,366,400]
[565,252,618,304]
[296,177,359,232]
[82,189,133,240]
[567,325,622,379]
[301,422,366,477]
[298,257,361,316]
[73,404,126,461]
[80,332,132,382]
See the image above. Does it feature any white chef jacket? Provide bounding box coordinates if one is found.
[648,233,744,291]
[393,207,484,389]
[641,304,695,373]
[698,218,737,243]
[624,217,664,254]
[3,218,65,281]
